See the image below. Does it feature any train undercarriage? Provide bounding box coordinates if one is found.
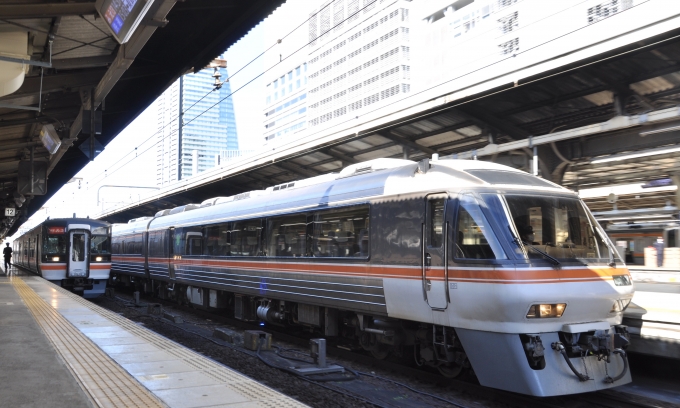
[111,274,473,378]
[112,273,632,392]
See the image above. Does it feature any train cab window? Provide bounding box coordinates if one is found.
[231,219,263,256]
[310,205,369,258]
[268,215,307,257]
[90,226,111,254]
[204,224,230,256]
[454,194,507,260]
[503,194,620,262]
[42,233,67,259]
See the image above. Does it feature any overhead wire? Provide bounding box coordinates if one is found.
[85,2,375,188]
[89,0,598,190]
[85,0,340,188]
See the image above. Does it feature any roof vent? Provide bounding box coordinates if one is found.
[273,182,295,191]
[168,204,201,215]
[265,174,337,193]
[201,197,232,207]
[154,209,171,217]
[233,190,267,201]
[338,158,413,179]
[128,216,153,224]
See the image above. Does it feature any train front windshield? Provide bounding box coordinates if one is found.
[90,226,111,254]
[484,194,621,264]
[43,233,68,262]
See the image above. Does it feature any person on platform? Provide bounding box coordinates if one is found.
[3,243,12,272]
[653,237,665,267]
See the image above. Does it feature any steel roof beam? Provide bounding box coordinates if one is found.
[48,0,177,174]
[319,148,360,165]
[375,132,437,155]
[0,69,106,102]
[500,62,680,117]
[0,3,97,19]
[274,161,319,178]
[455,107,530,140]
[51,55,116,70]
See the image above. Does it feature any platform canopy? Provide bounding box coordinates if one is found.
[98,27,680,224]
[0,0,286,240]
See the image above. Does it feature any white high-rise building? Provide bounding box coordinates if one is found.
[261,0,311,145]
[261,0,412,144]
[305,0,411,133]
[155,80,180,186]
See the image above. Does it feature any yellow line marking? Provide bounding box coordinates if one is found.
[11,276,165,408]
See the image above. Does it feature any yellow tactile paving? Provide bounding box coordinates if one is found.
[14,276,307,408]
[51,283,306,408]
[11,276,166,408]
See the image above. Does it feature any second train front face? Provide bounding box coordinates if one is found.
[110,160,634,396]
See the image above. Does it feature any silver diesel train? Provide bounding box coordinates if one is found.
[110,158,634,396]
[13,217,112,298]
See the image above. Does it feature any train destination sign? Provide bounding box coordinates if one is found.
[96,0,155,44]
[47,227,65,235]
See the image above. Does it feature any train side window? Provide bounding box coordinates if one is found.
[310,205,369,258]
[133,233,143,254]
[204,224,230,256]
[185,229,203,256]
[231,219,263,256]
[148,231,166,258]
[455,194,507,260]
[427,198,445,248]
[268,214,307,257]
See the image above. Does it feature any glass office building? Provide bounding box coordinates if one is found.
[156,60,238,186]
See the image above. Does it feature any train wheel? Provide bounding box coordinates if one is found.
[438,363,464,378]
[370,344,390,360]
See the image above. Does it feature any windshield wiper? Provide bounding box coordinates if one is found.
[508,226,561,267]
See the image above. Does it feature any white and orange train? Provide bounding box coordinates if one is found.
[110,158,634,396]
[13,218,111,298]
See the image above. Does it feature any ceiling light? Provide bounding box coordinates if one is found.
[640,125,680,137]
[591,146,680,164]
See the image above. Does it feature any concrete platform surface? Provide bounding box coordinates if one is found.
[0,266,307,408]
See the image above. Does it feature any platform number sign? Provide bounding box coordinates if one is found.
[5,208,16,217]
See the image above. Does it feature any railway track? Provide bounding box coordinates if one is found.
[95,290,676,408]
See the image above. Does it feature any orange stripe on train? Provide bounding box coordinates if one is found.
[112,257,629,283]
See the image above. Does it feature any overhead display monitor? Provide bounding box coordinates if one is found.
[95,0,155,44]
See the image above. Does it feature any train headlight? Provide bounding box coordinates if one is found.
[610,298,632,313]
[612,275,632,286]
[52,256,60,262]
[526,303,566,318]
[95,256,103,262]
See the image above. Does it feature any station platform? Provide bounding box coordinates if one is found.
[0,266,306,408]
[624,266,680,360]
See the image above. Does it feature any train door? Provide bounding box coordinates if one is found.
[168,228,176,280]
[423,194,448,310]
[68,230,89,278]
